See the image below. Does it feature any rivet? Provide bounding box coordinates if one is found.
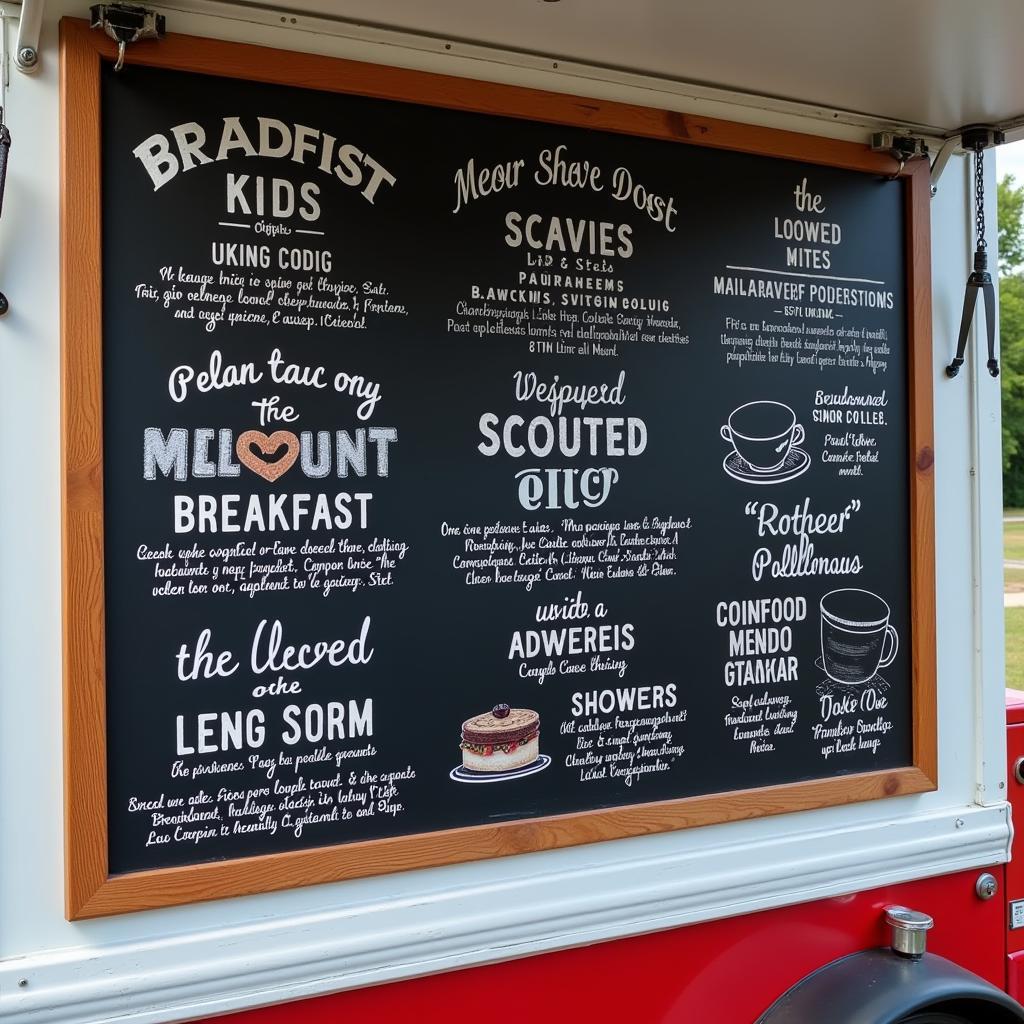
[18,979,27,988]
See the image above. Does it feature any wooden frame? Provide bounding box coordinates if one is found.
[61,16,936,919]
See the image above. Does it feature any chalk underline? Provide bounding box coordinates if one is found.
[217,222,324,236]
[725,265,885,285]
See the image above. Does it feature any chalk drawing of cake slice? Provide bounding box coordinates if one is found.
[449,704,550,783]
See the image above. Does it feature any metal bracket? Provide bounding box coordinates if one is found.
[960,124,1007,152]
[929,125,1005,197]
[90,3,165,71]
[929,135,960,196]
[14,0,44,73]
[870,131,929,178]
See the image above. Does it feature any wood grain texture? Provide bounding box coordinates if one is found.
[903,158,938,786]
[61,21,110,919]
[59,17,935,919]
[71,766,934,918]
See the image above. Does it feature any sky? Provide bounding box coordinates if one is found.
[999,140,1024,185]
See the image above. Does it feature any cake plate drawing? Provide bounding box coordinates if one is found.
[449,704,551,783]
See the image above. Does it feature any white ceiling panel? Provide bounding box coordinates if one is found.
[249,0,1024,132]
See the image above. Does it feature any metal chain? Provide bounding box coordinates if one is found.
[0,109,9,222]
[975,145,987,250]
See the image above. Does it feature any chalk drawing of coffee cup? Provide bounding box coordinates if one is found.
[721,401,805,473]
[819,589,899,684]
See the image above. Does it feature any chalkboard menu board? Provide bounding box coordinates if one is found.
[62,24,935,917]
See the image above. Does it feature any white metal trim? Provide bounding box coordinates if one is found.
[0,804,1010,1024]
[972,154,1011,805]
[147,0,949,140]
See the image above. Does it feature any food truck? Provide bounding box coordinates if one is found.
[4,0,1024,1021]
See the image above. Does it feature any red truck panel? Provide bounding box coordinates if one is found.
[1007,691,1024,958]
[205,869,1004,1024]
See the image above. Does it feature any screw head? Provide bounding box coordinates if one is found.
[976,872,998,900]
[16,46,37,69]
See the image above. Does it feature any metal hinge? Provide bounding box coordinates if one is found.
[871,127,1008,198]
[13,0,44,73]
[90,3,165,71]
[869,132,930,178]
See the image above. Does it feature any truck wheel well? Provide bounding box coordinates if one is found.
[901,1001,1024,1023]
[756,950,1024,1023]
[898,1015,971,1024]
[898,1014,969,1024]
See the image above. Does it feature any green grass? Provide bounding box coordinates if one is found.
[1005,521,1024,563]
[1008,514,1024,688]
[1003,517,1024,689]
[1007,608,1024,690]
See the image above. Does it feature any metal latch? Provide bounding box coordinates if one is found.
[870,132,929,177]
[90,4,165,71]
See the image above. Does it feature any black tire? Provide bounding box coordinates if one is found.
[899,1014,976,1024]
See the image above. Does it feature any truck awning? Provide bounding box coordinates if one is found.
[241,0,1024,135]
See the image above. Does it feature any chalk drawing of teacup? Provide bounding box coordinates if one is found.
[819,588,899,685]
[720,401,805,473]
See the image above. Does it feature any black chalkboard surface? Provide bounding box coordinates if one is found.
[97,59,914,878]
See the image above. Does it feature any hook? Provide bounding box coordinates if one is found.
[90,6,167,71]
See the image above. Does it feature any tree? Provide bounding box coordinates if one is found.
[1000,175,1024,502]
[1001,174,1024,274]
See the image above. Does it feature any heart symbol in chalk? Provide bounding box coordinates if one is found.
[236,430,299,482]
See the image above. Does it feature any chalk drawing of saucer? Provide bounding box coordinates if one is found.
[814,658,891,698]
[722,447,810,485]
[449,755,551,784]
